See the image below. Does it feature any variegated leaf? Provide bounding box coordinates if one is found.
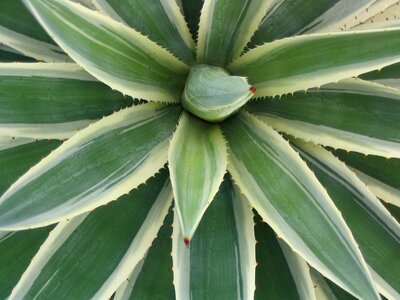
[0,63,133,139]
[9,170,172,300]
[92,0,195,63]
[230,28,400,98]
[173,176,256,299]
[222,112,379,300]
[168,112,226,242]
[0,103,180,230]
[24,0,188,103]
[246,79,400,158]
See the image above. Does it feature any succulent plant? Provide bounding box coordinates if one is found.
[0,0,399,299]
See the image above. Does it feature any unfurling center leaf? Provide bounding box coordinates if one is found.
[181,64,255,122]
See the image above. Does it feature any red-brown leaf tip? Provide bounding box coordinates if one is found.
[249,86,256,93]
[183,237,190,246]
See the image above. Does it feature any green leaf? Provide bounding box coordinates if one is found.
[9,170,172,299]
[0,137,61,195]
[0,45,35,62]
[324,277,359,300]
[181,64,254,122]
[294,142,400,299]
[362,62,400,90]
[93,0,195,63]
[0,63,133,139]
[168,112,226,241]
[250,0,399,47]
[301,0,398,34]
[352,2,400,31]
[0,0,67,62]
[310,268,357,300]
[180,0,204,41]
[230,28,400,97]
[249,0,338,45]
[0,227,54,299]
[222,112,379,300]
[254,215,315,300]
[24,0,188,103]
[172,175,256,299]
[334,149,400,207]
[385,203,400,222]
[246,79,400,158]
[197,0,279,65]
[0,103,181,230]
[114,208,175,300]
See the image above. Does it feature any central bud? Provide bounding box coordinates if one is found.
[181,64,255,122]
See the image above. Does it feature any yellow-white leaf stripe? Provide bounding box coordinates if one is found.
[0,63,98,139]
[0,103,171,230]
[0,25,68,62]
[227,112,378,300]
[10,180,173,300]
[91,0,129,23]
[172,208,190,300]
[93,181,173,299]
[230,28,400,98]
[310,269,338,300]
[93,0,195,50]
[256,114,400,158]
[294,142,400,300]
[304,0,398,33]
[279,240,316,300]
[113,260,145,300]
[0,62,95,80]
[250,79,400,158]
[352,2,400,31]
[197,0,281,62]
[172,188,256,300]
[0,136,34,151]
[9,213,89,299]
[168,112,227,240]
[158,0,196,50]
[352,168,400,207]
[24,0,188,103]
[232,187,257,300]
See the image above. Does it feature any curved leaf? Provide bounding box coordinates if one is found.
[168,112,226,241]
[222,112,379,300]
[180,0,204,41]
[362,62,400,90]
[294,142,400,299]
[197,0,279,65]
[254,214,315,300]
[246,79,400,158]
[9,170,172,300]
[351,2,400,31]
[0,227,53,299]
[0,63,133,139]
[93,0,195,63]
[249,0,335,45]
[0,0,67,62]
[334,149,400,207]
[230,28,400,97]
[114,208,175,300]
[0,45,35,62]
[0,137,61,195]
[0,103,180,230]
[304,0,398,33]
[24,0,188,103]
[172,176,256,300]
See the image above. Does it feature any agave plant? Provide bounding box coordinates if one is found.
[0,0,399,299]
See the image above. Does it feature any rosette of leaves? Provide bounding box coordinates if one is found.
[0,0,400,299]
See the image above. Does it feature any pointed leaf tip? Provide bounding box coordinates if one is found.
[183,237,190,246]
